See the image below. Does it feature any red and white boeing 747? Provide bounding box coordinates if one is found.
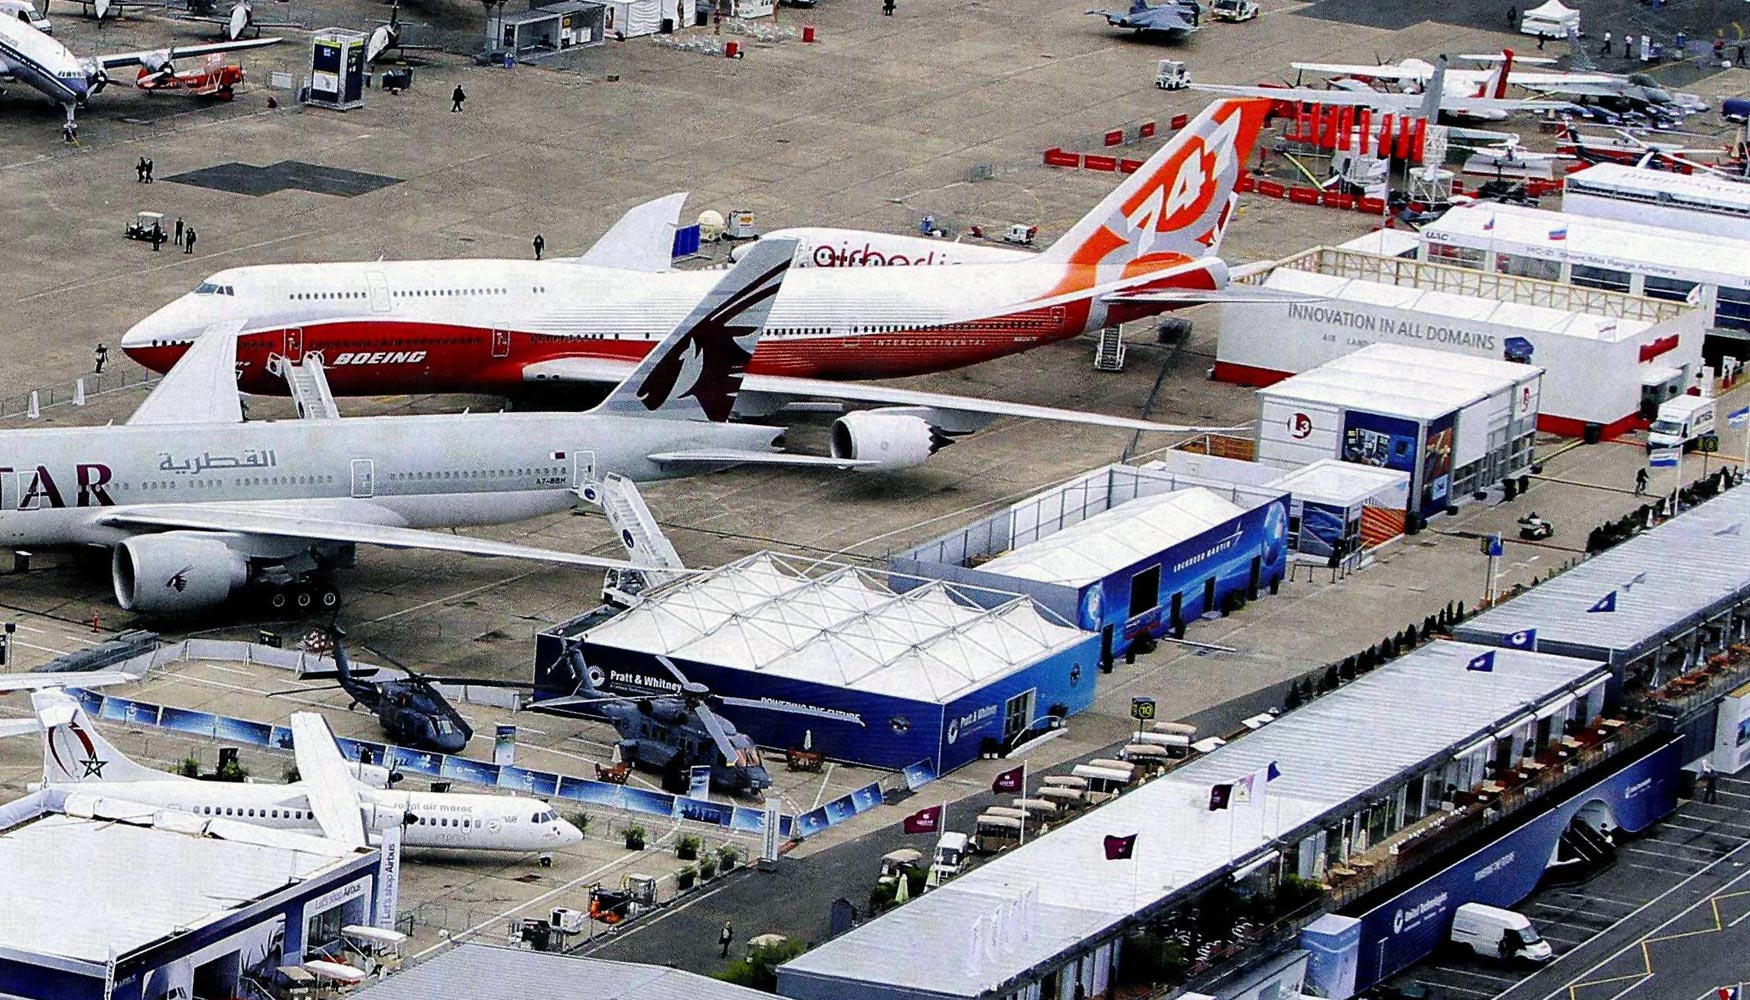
[124,99,1271,400]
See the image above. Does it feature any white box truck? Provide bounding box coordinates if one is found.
[1647,395,1716,451]
[1450,903,1554,963]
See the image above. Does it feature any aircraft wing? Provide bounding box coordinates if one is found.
[648,449,874,469]
[127,319,246,426]
[289,712,368,848]
[1190,84,1568,113]
[521,357,1238,434]
[1290,61,1436,82]
[96,35,280,70]
[97,501,658,571]
[0,719,40,739]
[577,193,687,272]
[0,672,140,692]
[1507,73,1628,98]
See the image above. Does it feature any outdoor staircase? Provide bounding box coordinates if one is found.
[586,473,686,605]
[1093,326,1127,372]
[277,353,340,420]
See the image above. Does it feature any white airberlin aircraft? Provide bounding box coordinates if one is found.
[124,99,1277,403]
[0,10,276,127]
[29,689,585,852]
[2,240,1205,615]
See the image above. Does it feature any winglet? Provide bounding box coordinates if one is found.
[592,238,796,423]
[577,193,689,273]
[127,318,246,426]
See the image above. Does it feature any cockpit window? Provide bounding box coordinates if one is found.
[194,282,235,296]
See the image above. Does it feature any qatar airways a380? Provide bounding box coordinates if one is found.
[123,99,1274,402]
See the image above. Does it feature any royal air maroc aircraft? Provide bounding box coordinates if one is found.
[28,689,585,852]
[123,99,1276,406]
[1,241,1203,616]
[0,10,276,128]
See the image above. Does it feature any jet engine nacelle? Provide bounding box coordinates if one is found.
[830,410,948,472]
[112,532,249,613]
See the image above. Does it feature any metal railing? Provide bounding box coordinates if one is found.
[0,361,157,420]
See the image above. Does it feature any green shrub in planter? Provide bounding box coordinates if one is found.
[717,844,739,871]
[700,857,719,880]
[623,824,647,851]
[677,834,702,860]
[677,866,698,890]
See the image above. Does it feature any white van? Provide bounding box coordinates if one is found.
[1450,903,1554,963]
[1648,395,1716,451]
[930,832,970,883]
[1,0,50,33]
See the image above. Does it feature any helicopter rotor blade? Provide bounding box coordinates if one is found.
[715,694,860,724]
[523,694,642,712]
[655,655,691,689]
[692,702,743,765]
[266,683,343,698]
[419,676,531,689]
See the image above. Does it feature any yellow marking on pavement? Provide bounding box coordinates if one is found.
[1567,890,1750,999]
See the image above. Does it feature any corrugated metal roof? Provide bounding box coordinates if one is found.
[1258,344,1535,420]
[1427,203,1750,280]
[1458,483,1750,659]
[1262,269,1651,343]
[780,641,1604,998]
[355,944,771,1000]
[585,552,1090,704]
[978,488,1244,588]
[1267,459,1410,509]
[0,815,354,965]
[1568,162,1750,210]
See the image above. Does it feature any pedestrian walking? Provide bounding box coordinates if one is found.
[1624,34,1633,57]
[136,156,147,182]
[1536,32,1547,51]
[451,84,466,112]
[1737,41,1747,66]
[144,158,154,182]
[184,226,196,254]
[174,217,184,247]
[718,921,734,958]
[1635,467,1649,495]
[1703,759,1718,803]
[151,225,164,252]
[533,233,545,260]
[1715,37,1726,63]
[1506,5,1516,28]
[1601,29,1611,55]
[93,343,109,374]
[882,0,894,14]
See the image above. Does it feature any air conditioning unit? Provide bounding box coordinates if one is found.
[550,907,587,934]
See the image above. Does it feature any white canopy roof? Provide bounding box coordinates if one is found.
[979,487,1244,588]
[584,553,1089,704]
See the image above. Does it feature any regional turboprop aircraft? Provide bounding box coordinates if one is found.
[0,10,275,127]
[123,100,1277,413]
[29,689,584,852]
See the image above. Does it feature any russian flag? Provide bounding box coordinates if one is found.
[1483,216,1496,231]
[1548,226,1568,241]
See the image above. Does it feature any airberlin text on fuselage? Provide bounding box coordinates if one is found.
[810,244,945,267]
[0,465,116,508]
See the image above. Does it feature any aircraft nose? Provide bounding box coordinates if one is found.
[554,820,584,845]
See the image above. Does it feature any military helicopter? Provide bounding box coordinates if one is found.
[269,628,523,755]
[529,645,837,796]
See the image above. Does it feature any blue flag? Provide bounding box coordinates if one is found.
[1730,406,1750,429]
[1505,628,1537,650]
[1467,650,1496,673]
[1266,761,1282,781]
[1588,591,1618,614]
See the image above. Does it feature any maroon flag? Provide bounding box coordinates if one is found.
[991,765,1025,794]
[1209,783,1233,811]
[903,804,942,835]
[1103,834,1137,861]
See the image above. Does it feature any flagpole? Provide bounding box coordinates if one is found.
[1019,760,1028,847]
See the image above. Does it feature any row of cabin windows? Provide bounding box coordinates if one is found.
[387,467,563,483]
[285,288,546,301]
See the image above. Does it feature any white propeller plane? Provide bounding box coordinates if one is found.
[0,9,277,129]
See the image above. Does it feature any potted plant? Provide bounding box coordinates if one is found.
[623,824,647,851]
[676,865,698,891]
[717,844,739,872]
[178,757,202,778]
[569,811,590,838]
[677,834,702,860]
[700,856,719,881]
